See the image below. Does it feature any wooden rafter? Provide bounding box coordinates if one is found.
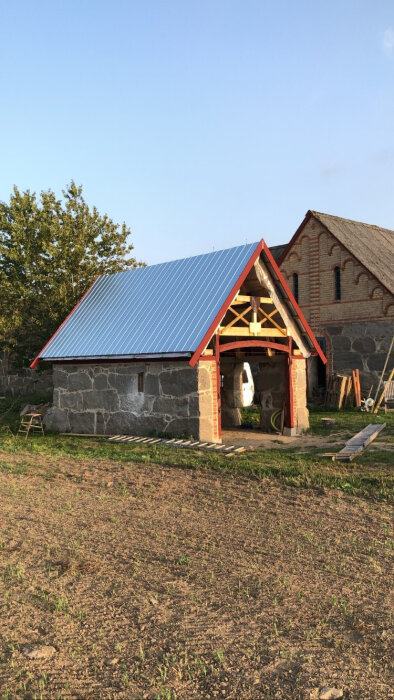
[218,293,287,339]
[258,307,287,335]
[219,294,288,338]
[227,305,251,329]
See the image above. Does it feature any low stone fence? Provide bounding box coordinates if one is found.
[0,368,53,398]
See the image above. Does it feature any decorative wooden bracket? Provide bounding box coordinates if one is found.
[218,294,288,338]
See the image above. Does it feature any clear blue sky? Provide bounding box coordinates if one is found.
[1,1,394,264]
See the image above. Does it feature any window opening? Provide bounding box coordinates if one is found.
[293,273,299,303]
[138,372,144,392]
[334,266,341,301]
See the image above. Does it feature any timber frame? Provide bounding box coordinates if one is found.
[218,293,288,339]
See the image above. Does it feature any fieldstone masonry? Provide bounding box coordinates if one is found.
[0,361,53,398]
[327,320,393,389]
[45,360,219,442]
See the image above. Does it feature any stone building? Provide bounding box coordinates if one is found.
[32,240,325,440]
[276,211,394,395]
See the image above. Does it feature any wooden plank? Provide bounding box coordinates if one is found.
[332,423,386,461]
[337,375,347,409]
[233,294,274,304]
[374,367,394,413]
[219,326,287,337]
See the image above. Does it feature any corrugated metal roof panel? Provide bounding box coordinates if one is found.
[39,242,260,360]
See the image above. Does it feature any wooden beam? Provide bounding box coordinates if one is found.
[232,294,274,304]
[219,326,287,337]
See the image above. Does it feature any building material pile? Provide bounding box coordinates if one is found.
[325,371,361,409]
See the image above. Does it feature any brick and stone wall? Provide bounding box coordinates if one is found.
[279,216,394,392]
[324,320,393,389]
[45,360,219,442]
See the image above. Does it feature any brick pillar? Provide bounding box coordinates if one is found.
[198,360,221,443]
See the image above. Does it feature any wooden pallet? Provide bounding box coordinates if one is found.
[324,423,386,461]
[107,435,247,457]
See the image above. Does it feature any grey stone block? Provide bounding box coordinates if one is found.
[331,335,351,352]
[96,412,107,435]
[105,411,140,435]
[160,368,197,397]
[145,373,160,395]
[108,372,137,394]
[68,371,92,391]
[68,412,95,434]
[326,325,343,335]
[367,353,390,372]
[333,350,363,370]
[94,373,109,390]
[53,368,68,389]
[44,408,70,433]
[352,337,376,354]
[83,390,119,411]
[153,395,189,416]
[60,391,83,411]
[165,417,198,438]
[189,395,200,417]
[119,393,146,412]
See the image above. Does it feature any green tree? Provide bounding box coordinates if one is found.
[0,181,142,367]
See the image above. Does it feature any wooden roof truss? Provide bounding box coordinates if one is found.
[218,294,288,338]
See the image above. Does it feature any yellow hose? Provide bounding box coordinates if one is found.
[270,409,282,433]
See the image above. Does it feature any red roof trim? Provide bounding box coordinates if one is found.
[189,240,264,367]
[262,242,327,364]
[30,276,101,369]
[190,237,326,368]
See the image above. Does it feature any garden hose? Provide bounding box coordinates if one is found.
[270,408,282,434]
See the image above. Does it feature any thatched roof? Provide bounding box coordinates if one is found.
[269,243,287,262]
[280,210,394,296]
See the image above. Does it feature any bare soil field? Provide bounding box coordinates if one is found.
[0,446,392,699]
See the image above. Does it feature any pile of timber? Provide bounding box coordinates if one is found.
[325,370,361,409]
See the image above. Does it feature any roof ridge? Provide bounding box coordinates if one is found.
[310,210,394,235]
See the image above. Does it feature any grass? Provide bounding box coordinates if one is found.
[0,395,393,698]
[0,395,393,502]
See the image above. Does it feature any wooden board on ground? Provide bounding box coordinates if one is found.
[107,434,248,457]
[325,423,386,462]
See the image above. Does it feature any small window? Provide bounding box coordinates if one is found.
[242,369,248,383]
[334,266,341,301]
[138,372,144,392]
[293,273,299,303]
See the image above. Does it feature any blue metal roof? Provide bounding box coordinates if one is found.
[39,242,260,361]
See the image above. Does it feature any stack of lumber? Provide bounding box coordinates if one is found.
[325,370,361,409]
[352,369,361,407]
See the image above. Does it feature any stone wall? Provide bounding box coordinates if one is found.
[45,360,215,440]
[0,367,53,398]
[326,320,393,392]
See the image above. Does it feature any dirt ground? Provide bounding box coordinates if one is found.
[0,450,392,699]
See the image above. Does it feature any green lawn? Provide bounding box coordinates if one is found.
[0,395,392,502]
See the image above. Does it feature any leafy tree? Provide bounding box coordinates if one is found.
[0,181,142,367]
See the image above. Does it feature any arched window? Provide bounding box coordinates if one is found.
[293,273,299,303]
[334,266,341,301]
